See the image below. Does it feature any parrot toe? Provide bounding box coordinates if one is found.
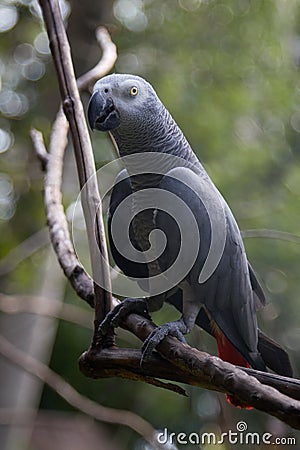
[141,319,187,365]
[99,298,150,335]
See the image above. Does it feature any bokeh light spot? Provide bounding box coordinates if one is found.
[210,4,234,26]
[0,173,15,221]
[234,116,262,144]
[114,0,148,32]
[22,60,45,81]
[0,90,28,117]
[34,31,51,55]
[14,43,35,65]
[0,5,18,33]
[261,303,280,321]
[284,166,300,195]
[265,269,287,294]
[290,111,300,132]
[0,128,13,154]
[196,391,221,418]
[282,327,300,351]
[179,0,202,12]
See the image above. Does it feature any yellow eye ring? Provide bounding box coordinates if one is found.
[130,86,138,96]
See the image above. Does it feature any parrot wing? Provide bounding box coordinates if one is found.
[107,167,292,376]
[155,166,264,370]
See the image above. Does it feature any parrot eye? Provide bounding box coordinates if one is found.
[130,86,139,96]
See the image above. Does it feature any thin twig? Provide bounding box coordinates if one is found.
[0,293,129,345]
[39,0,113,340]
[0,334,160,448]
[0,293,93,329]
[77,27,117,92]
[242,228,300,244]
[30,129,49,170]
[31,110,95,307]
[31,25,117,307]
[0,227,49,276]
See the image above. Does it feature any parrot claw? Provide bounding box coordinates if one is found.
[141,319,187,365]
[98,298,150,335]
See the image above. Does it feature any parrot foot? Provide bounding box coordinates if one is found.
[141,319,187,365]
[98,298,151,335]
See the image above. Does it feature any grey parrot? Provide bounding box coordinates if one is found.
[88,74,292,406]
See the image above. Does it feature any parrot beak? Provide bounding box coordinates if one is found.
[88,90,121,132]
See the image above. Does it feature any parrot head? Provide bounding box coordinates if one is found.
[88,74,158,132]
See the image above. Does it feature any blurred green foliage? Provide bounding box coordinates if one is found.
[1,0,300,448]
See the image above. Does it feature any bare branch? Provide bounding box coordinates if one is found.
[39,0,113,337]
[8,291,299,413]
[80,345,300,402]
[0,293,131,347]
[0,334,159,447]
[81,314,300,430]
[0,227,48,276]
[2,292,299,429]
[77,27,117,92]
[242,228,300,244]
[0,293,93,329]
[31,25,117,309]
[31,109,95,307]
[30,129,49,171]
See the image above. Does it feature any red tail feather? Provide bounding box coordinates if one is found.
[214,329,253,409]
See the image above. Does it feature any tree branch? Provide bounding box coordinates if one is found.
[0,227,48,276]
[80,314,300,430]
[77,27,117,93]
[0,334,159,447]
[241,228,300,244]
[79,346,300,401]
[31,116,95,307]
[38,0,113,342]
[31,19,117,311]
[0,293,93,330]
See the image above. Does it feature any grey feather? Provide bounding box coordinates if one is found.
[89,74,291,374]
